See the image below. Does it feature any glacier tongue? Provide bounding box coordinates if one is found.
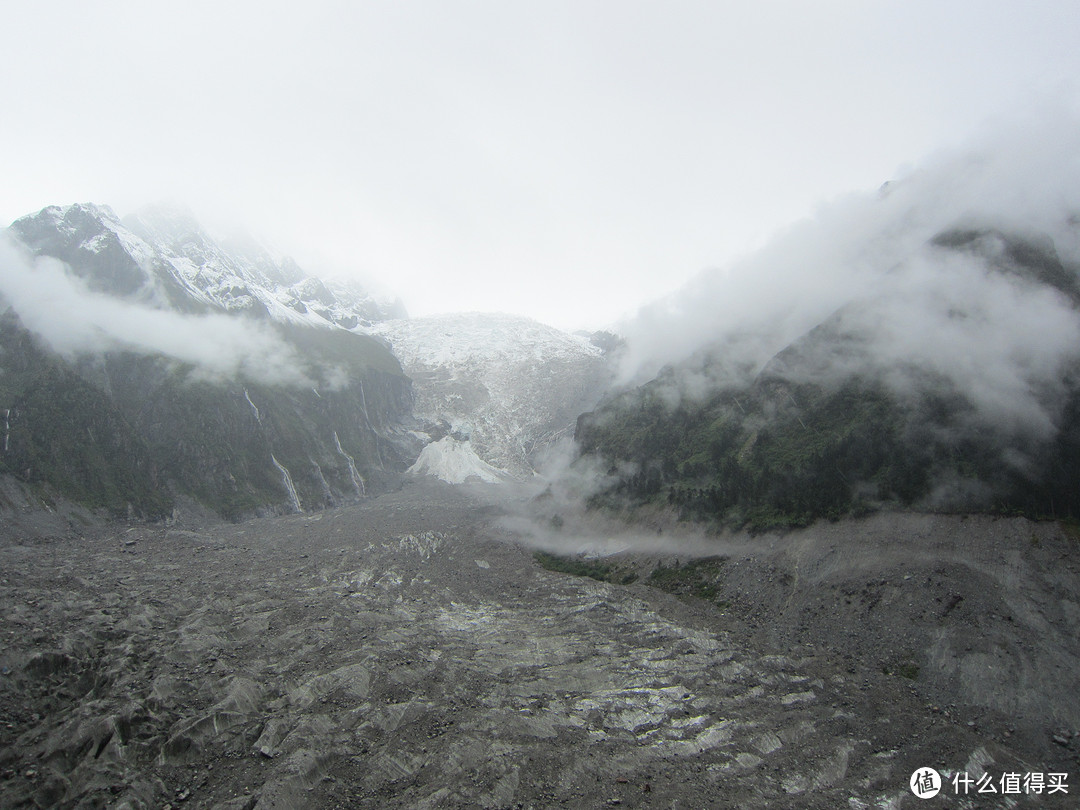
[406,436,510,484]
[373,313,613,477]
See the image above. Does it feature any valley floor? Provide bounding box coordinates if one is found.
[0,480,1077,808]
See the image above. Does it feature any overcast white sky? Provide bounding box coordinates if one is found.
[2,1,1079,331]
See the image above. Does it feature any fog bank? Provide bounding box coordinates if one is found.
[619,106,1080,387]
[0,237,308,385]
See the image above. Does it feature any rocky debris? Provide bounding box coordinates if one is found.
[1051,729,1078,748]
[0,480,1075,808]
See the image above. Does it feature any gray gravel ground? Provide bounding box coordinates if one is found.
[1,478,1078,808]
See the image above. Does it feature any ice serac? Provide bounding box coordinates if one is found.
[374,313,617,478]
[0,203,417,519]
[406,436,509,484]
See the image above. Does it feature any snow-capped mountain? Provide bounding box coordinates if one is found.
[9,202,405,328]
[1,200,625,509]
[1,203,416,519]
[374,313,616,477]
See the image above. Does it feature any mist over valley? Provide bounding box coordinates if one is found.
[2,111,1080,806]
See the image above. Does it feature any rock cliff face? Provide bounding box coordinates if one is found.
[1,204,416,519]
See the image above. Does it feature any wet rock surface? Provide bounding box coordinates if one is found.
[0,481,1077,808]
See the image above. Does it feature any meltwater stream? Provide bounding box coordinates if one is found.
[270,453,302,513]
[333,430,367,498]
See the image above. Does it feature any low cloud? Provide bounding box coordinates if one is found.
[851,250,1080,439]
[0,236,309,385]
[615,103,1080,439]
[463,438,729,558]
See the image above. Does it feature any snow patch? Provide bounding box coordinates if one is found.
[372,312,601,368]
[407,437,509,484]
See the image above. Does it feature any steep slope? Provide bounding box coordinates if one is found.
[9,203,405,327]
[373,313,615,477]
[0,310,170,517]
[1,204,416,519]
[575,221,1080,530]
[122,204,407,328]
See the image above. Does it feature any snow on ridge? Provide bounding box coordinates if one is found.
[372,312,602,368]
[49,203,156,267]
[51,205,173,299]
[407,436,510,484]
[24,202,395,332]
[10,203,394,335]
[44,202,121,229]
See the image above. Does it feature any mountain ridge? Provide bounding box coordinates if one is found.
[1,203,418,519]
[1,201,623,514]
[9,202,407,328]
[574,221,1080,530]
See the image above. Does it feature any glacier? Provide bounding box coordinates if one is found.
[406,436,510,484]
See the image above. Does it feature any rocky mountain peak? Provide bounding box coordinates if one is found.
[8,201,406,329]
[9,203,169,303]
